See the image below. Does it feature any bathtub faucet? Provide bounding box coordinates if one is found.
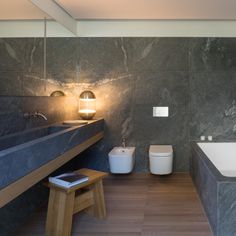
[23,111,48,121]
[122,137,126,148]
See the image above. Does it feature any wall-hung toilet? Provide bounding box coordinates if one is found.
[149,145,173,175]
[108,147,135,174]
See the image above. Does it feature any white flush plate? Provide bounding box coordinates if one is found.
[153,107,169,117]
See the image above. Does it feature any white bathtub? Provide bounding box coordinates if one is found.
[197,142,236,177]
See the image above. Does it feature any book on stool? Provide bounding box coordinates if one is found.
[49,172,88,188]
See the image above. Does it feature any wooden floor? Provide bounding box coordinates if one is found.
[14,173,212,236]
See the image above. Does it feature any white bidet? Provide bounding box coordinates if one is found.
[108,147,135,174]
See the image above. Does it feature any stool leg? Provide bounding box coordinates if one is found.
[46,188,75,236]
[87,180,106,219]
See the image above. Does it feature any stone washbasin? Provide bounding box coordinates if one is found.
[0,119,104,191]
[0,125,71,151]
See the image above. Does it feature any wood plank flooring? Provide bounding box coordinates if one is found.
[13,173,212,236]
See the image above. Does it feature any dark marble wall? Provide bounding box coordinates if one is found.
[74,38,236,172]
[0,96,79,136]
[1,37,236,235]
[189,38,236,141]
[1,38,236,173]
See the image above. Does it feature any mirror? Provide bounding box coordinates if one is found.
[0,19,78,96]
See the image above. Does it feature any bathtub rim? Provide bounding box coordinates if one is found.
[191,142,236,182]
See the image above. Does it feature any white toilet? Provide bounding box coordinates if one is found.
[108,147,135,174]
[149,145,173,175]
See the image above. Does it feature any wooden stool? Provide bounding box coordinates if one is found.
[45,168,108,236]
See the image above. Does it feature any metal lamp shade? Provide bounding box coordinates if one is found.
[50,90,65,97]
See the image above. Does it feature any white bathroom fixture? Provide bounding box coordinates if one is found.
[149,145,173,175]
[108,147,135,174]
[208,136,213,141]
[153,106,169,117]
[200,136,206,141]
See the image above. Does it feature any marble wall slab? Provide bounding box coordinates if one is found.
[1,37,236,235]
[0,38,43,96]
[73,38,191,172]
[0,96,78,136]
[2,38,236,173]
[189,38,236,141]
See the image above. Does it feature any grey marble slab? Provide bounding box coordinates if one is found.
[2,37,236,173]
[0,125,67,151]
[0,71,23,95]
[218,182,236,236]
[189,71,236,140]
[0,119,104,189]
[189,38,236,72]
[0,96,78,136]
[2,36,236,235]
[191,142,236,236]
[0,38,43,73]
[133,70,189,171]
[126,37,189,72]
[46,38,77,83]
[77,38,130,82]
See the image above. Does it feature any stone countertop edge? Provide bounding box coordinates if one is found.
[0,118,104,190]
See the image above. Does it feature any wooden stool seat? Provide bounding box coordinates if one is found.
[45,168,108,236]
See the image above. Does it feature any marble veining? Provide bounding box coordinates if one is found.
[120,38,129,72]
[225,100,236,118]
[0,120,103,189]
[2,38,236,173]
[138,39,159,62]
[2,37,236,235]
[191,143,236,236]
[0,39,20,63]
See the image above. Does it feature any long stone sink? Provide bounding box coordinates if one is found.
[0,119,104,206]
[0,125,72,151]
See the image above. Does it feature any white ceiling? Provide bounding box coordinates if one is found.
[56,0,236,20]
[1,0,236,20]
[0,0,49,20]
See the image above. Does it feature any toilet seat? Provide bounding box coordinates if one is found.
[149,145,173,157]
